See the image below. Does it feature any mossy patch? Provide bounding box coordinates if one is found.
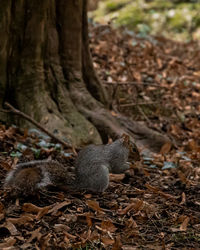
[92,0,200,41]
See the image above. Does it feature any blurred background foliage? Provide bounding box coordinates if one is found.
[88,0,200,41]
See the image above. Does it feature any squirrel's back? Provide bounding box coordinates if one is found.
[75,137,133,174]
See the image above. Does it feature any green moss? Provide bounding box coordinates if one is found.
[116,3,146,28]
[92,0,200,41]
[148,0,173,9]
[104,0,131,13]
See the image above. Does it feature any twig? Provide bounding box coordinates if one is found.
[137,105,152,126]
[0,108,11,113]
[120,101,158,107]
[104,81,167,88]
[4,102,74,150]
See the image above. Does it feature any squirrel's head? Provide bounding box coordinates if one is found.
[121,134,140,162]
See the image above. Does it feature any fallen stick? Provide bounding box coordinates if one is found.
[4,102,74,150]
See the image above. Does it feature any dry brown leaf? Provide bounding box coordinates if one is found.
[87,200,103,213]
[109,173,125,182]
[22,203,46,213]
[133,199,144,212]
[0,161,11,171]
[157,58,163,69]
[101,220,117,233]
[160,142,172,154]
[159,190,176,200]
[118,203,135,215]
[54,223,70,233]
[180,216,190,231]
[193,71,200,76]
[102,237,115,246]
[111,110,118,117]
[133,71,141,82]
[145,184,176,200]
[126,217,138,229]
[64,231,77,239]
[7,215,34,225]
[112,235,122,250]
[27,227,42,243]
[1,221,19,236]
[5,127,16,138]
[0,201,5,213]
[177,170,188,185]
[48,200,71,215]
[145,184,159,193]
[0,213,4,221]
[118,198,153,216]
[22,203,50,220]
[180,192,186,205]
[64,214,77,223]
[85,213,93,227]
[186,139,198,151]
[0,237,16,248]
[36,206,50,220]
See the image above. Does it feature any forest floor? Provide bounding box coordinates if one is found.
[0,24,200,249]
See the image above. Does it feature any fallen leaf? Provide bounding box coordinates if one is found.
[48,200,71,215]
[0,237,16,248]
[180,192,186,205]
[109,173,125,182]
[27,227,42,243]
[54,224,70,233]
[102,237,115,246]
[160,142,172,154]
[1,221,19,236]
[101,220,117,233]
[87,200,103,213]
[180,216,190,231]
[85,213,93,227]
[112,235,122,250]
[7,215,34,226]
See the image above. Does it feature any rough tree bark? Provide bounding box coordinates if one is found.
[0,0,169,151]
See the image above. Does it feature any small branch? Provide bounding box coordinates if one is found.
[104,81,167,88]
[120,101,158,107]
[137,105,152,126]
[4,102,74,150]
[0,108,11,113]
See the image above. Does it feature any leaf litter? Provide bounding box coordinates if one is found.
[0,23,200,249]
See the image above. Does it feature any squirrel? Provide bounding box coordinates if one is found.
[3,134,140,196]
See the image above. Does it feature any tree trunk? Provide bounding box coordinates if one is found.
[0,0,169,151]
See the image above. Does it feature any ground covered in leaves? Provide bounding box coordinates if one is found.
[0,24,200,249]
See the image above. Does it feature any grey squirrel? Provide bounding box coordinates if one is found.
[3,134,140,196]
